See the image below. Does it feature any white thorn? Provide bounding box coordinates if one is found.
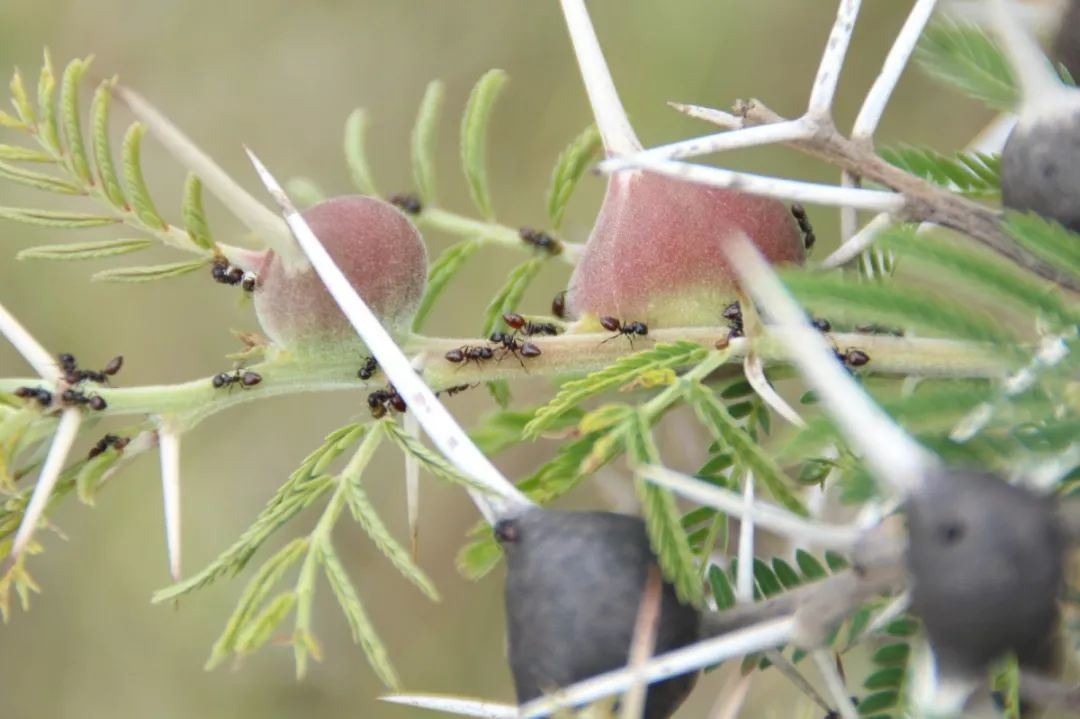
[723,235,939,495]
[557,0,641,156]
[0,300,61,382]
[852,0,940,139]
[379,695,516,718]
[638,465,861,549]
[807,0,864,118]
[667,102,741,129]
[158,427,182,580]
[812,650,859,719]
[600,119,812,173]
[114,86,307,272]
[607,158,906,211]
[244,148,533,524]
[6,409,82,570]
[820,213,895,269]
[736,472,756,605]
[619,567,663,719]
[404,410,421,558]
[743,352,806,427]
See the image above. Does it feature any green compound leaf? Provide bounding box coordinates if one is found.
[35,51,60,154]
[547,124,602,229]
[0,160,81,194]
[1003,212,1080,282]
[321,540,399,689]
[0,207,116,228]
[206,536,308,668]
[915,21,1016,110]
[232,591,296,655]
[524,341,707,439]
[878,146,999,198]
[91,79,126,207]
[412,238,481,331]
[411,80,445,205]
[16,237,152,261]
[460,69,508,220]
[121,123,165,228]
[181,173,213,250]
[344,108,379,196]
[60,57,92,185]
[344,478,439,601]
[686,383,806,514]
[10,68,36,126]
[0,144,51,162]
[91,258,209,283]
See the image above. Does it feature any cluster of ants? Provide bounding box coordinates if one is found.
[13,353,123,411]
[719,301,871,367]
[210,257,257,292]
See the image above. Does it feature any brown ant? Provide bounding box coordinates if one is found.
[502,312,559,337]
[445,345,495,366]
[357,356,378,380]
[519,227,562,255]
[367,386,406,418]
[14,386,52,407]
[211,257,256,292]
[212,369,263,389]
[600,316,648,345]
[836,348,870,367]
[57,353,123,385]
[791,203,815,250]
[722,302,744,339]
[88,433,130,459]
[61,388,107,411]
[389,193,422,215]
[439,383,474,397]
[551,290,567,320]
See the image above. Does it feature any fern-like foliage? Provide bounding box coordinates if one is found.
[878,146,1000,199]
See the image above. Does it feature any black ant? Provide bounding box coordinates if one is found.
[600,316,648,345]
[551,290,567,320]
[836,348,870,367]
[502,312,559,337]
[722,302,744,339]
[791,203,815,251]
[445,345,495,366]
[519,227,562,255]
[367,387,406,418]
[211,257,256,292]
[61,388,107,411]
[489,331,542,367]
[389,193,422,215]
[88,433,130,459]
[811,318,831,333]
[57,353,123,384]
[212,369,263,389]
[357,356,378,380]
[14,386,52,407]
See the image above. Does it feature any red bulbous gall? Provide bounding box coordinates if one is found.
[566,172,805,327]
[253,196,427,356]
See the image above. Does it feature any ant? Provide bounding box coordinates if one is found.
[722,302,744,339]
[212,369,263,389]
[367,387,406,418]
[502,312,559,337]
[489,331,542,367]
[88,433,130,459]
[836,348,870,367]
[445,345,495,366]
[389,193,422,215]
[811,318,831,333]
[61,388,107,411]
[551,290,567,320]
[600,316,648,345]
[14,386,52,407]
[211,257,256,292]
[791,203,816,251]
[58,353,123,384]
[357,356,378,380]
[519,227,562,255]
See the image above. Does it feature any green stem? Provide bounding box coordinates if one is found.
[0,331,1005,433]
[417,206,582,265]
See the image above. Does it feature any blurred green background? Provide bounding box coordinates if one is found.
[0,2,1000,717]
